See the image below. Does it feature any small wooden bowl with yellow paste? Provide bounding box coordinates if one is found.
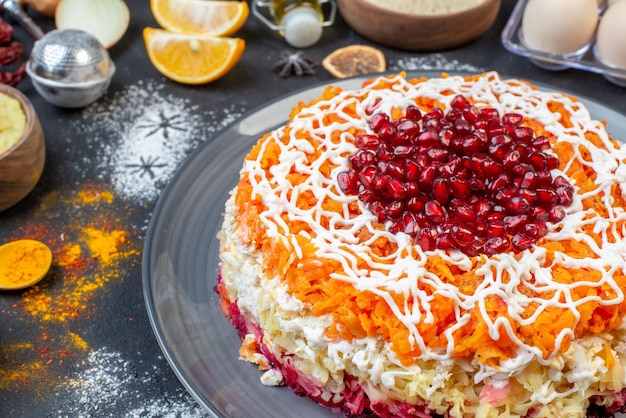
[0,84,45,213]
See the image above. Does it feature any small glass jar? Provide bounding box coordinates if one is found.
[252,0,336,48]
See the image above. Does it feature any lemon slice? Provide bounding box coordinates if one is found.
[150,0,249,36]
[143,27,245,85]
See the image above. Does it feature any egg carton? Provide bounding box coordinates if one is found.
[501,0,626,87]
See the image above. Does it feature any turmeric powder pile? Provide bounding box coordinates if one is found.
[0,240,52,289]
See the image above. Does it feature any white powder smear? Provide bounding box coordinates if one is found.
[72,81,243,203]
[57,348,207,417]
[390,53,485,73]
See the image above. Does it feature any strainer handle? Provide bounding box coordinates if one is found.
[1,0,44,39]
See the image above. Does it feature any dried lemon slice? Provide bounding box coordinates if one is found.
[322,44,386,78]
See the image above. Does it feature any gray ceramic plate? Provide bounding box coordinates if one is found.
[143,73,626,418]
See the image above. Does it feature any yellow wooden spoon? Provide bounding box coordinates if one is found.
[0,239,52,290]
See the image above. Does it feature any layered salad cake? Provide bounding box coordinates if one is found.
[216,72,626,417]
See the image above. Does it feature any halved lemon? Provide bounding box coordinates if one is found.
[322,45,386,79]
[150,0,248,36]
[143,27,245,84]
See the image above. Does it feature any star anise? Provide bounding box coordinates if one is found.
[273,50,316,78]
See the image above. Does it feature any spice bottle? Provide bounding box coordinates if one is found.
[252,0,336,48]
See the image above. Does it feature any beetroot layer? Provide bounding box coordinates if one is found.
[215,273,626,418]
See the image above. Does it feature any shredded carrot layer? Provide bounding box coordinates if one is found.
[233,73,626,367]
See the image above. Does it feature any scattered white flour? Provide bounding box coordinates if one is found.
[390,53,485,73]
[70,81,243,203]
[56,348,208,417]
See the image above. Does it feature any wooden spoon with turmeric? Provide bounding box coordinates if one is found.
[0,239,52,290]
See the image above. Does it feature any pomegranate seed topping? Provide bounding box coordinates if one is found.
[356,134,381,150]
[553,175,570,188]
[505,196,530,215]
[418,165,437,191]
[556,185,574,206]
[473,199,492,217]
[338,94,575,256]
[504,215,528,232]
[482,158,503,177]
[373,173,390,191]
[404,160,420,181]
[532,135,550,150]
[494,187,518,204]
[463,106,482,124]
[370,202,385,221]
[358,188,376,204]
[406,182,419,197]
[432,177,451,204]
[428,148,450,162]
[450,177,471,199]
[502,150,521,170]
[407,196,425,212]
[417,128,439,145]
[378,123,396,142]
[396,119,420,137]
[387,178,407,200]
[512,233,534,250]
[435,233,455,250]
[524,222,548,239]
[514,126,534,143]
[426,108,444,119]
[502,113,523,126]
[488,173,510,192]
[536,188,558,205]
[337,171,358,194]
[532,207,550,222]
[481,108,499,120]
[545,154,559,170]
[359,165,377,187]
[387,160,405,180]
[401,212,416,234]
[452,201,476,222]
[549,206,566,223]
[485,236,510,255]
[451,224,474,245]
[451,95,470,109]
[487,219,506,237]
[405,105,422,121]
[385,200,404,219]
[519,188,537,205]
[416,227,436,251]
[488,142,508,161]
[527,152,547,171]
[369,113,389,132]
[425,200,447,223]
[376,144,394,162]
[488,127,507,139]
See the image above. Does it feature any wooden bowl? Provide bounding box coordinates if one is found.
[337,0,501,51]
[0,84,45,213]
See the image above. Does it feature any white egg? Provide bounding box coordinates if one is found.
[596,0,626,69]
[608,0,626,7]
[522,0,599,54]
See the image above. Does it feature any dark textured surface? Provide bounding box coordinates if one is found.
[1,1,625,417]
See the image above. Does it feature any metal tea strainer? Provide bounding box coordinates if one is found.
[28,29,114,83]
[25,29,116,108]
[1,0,115,108]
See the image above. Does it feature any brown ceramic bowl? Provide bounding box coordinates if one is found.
[0,84,45,213]
[337,0,501,51]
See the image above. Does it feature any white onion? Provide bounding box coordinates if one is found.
[55,0,130,49]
